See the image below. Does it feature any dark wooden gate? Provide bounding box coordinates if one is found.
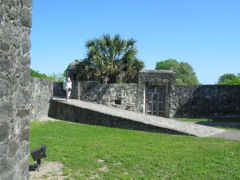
[145,86,165,116]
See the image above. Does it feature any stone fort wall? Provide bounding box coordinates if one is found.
[0,0,32,179]
[79,81,145,112]
[171,85,240,118]
[30,77,53,121]
[53,81,240,118]
[3,0,238,179]
[53,81,144,112]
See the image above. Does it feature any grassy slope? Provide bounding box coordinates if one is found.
[30,121,240,180]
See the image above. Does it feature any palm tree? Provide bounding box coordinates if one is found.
[81,34,144,83]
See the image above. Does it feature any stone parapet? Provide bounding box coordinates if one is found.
[48,99,190,135]
[30,77,53,121]
[53,81,78,99]
[171,85,240,118]
[79,81,144,112]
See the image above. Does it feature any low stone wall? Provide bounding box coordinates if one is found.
[53,81,78,99]
[53,81,144,112]
[48,100,189,135]
[171,85,240,118]
[54,80,240,118]
[79,81,144,112]
[71,81,78,99]
[30,77,53,121]
[53,82,65,97]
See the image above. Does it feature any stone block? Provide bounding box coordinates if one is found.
[9,141,18,157]
[0,158,11,175]
[16,109,30,118]
[19,127,29,142]
[20,7,32,28]
[0,122,10,142]
[22,0,32,7]
[19,69,30,87]
[0,40,10,51]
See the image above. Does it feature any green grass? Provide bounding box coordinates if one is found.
[30,120,240,180]
[177,118,240,123]
[176,118,209,123]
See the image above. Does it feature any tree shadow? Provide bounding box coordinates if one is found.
[196,121,240,130]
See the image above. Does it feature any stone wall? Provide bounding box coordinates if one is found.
[0,0,32,179]
[53,81,78,99]
[138,70,176,86]
[171,85,240,118]
[79,81,144,112]
[30,77,53,121]
[71,81,79,99]
[54,78,240,119]
[53,82,65,97]
[48,100,189,135]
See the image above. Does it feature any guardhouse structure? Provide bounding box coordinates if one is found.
[66,60,79,81]
[138,70,176,118]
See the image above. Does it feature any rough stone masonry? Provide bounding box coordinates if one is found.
[0,0,32,179]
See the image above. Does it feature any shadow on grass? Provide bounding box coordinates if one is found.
[198,118,240,130]
[177,117,240,130]
[196,121,240,130]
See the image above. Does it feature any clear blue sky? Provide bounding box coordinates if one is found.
[30,0,240,84]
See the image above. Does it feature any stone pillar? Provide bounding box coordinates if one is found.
[0,0,32,179]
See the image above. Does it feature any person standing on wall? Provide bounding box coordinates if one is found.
[63,77,72,101]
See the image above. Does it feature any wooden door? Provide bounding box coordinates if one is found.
[145,86,164,116]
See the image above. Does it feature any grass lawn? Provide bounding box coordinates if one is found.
[30,120,240,180]
[177,117,240,123]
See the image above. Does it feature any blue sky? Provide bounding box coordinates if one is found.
[30,0,240,84]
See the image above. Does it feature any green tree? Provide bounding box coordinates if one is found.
[30,69,64,82]
[78,34,144,83]
[155,59,200,85]
[217,73,240,85]
[30,69,48,79]
[47,73,65,82]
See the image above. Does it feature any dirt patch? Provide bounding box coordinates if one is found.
[29,161,66,180]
